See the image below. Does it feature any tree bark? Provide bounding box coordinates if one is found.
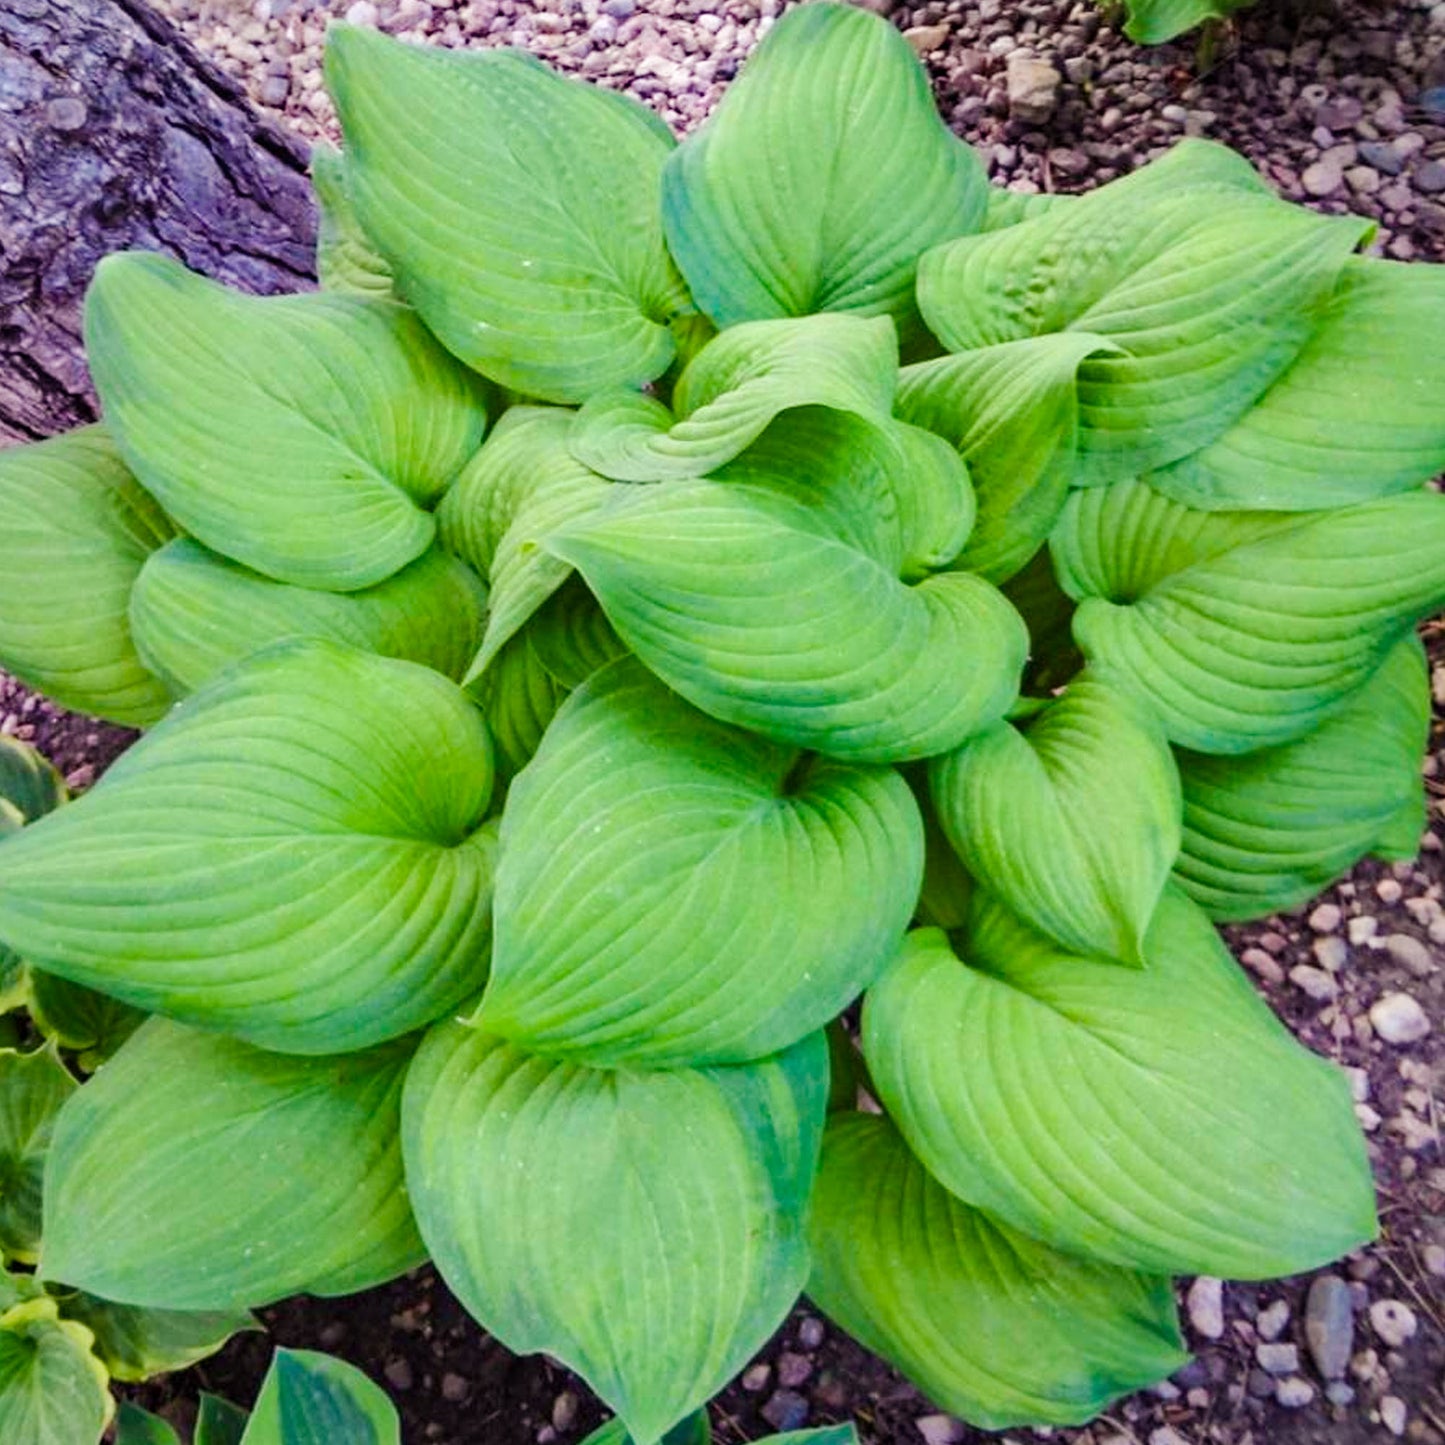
[0,0,317,444]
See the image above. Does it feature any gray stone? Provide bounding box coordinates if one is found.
[1370,992,1431,1045]
[1359,141,1405,175]
[741,1363,771,1392]
[259,74,291,106]
[1257,1342,1300,1375]
[1290,964,1338,1001]
[1186,1276,1225,1340]
[797,1316,826,1350]
[1326,1381,1356,1406]
[915,1415,966,1445]
[1302,159,1344,198]
[1415,159,1445,194]
[1257,1299,1291,1340]
[1306,1275,1354,1379]
[1309,902,1342,933]
[903,23,950,54]
[1313,935,1349,972]
[776,1351,812,1388]
[1384,933,1434,976]
[1381,1395,1408,1436]
[1275,1377,1315,1408]
[1006,55,1060,125]
[344,0,379,23]
[551,1392,578,1432]
[761,1391,809,1434]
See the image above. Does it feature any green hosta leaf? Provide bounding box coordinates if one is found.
[58,1292,256,1383]
[116,1402,182,1445]
[42,1019,423,1310]
[0,1298,112,1445]
[311,143,395,299]
[326,27,690,404]
[980,186,1076,231]
[131,538,487,695]
[1000,547,1083,694]
[0,426,173,727]
[662,3,985,342]
[403,1024,827,1445]
[197,1393,250,1445]
[896,333,1117,582]
[240,1348,400,1445]
[436,406,614,681]
[808,1115,1186,1429]
[0,1271,43,1313]
[579,1410,711,1445]
[474,630,567,785]
[864,893,1376,1277]
[28,972,145,1070]
[526,578,628,691]
[570,314,898,483]
[1119,0,1254,44]
[0,1047,77,1264]
[0,641,496,1054]
[1150,257,1445,511]
[930,672,1180,964]
[481,658,922,1066]
[1175,635,1430,921]
[917,172,1368,487]
[552,412,1027,763]
[915,796,976,932]
[1058,483,1445,753]
[85,252,488,591]
[0,739,65,827]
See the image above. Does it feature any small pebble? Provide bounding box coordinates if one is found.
[1380,1394,1408,1436]
[915,1415,966,1445]
[1325,1381,1356,1406]
[1309,903,1342,933]
[1384,933,1434,977]
[1415,159,1445,193]
[741,1363,771,1392]
[797,1317,826,1350]
[1186,1276,1225,1340]
[552,1393,578,1432]
[1369,1299,1418,1348]
[1306,1275,1354,1379]
[440,1373,470,1403]
[1301,159,1343,197]
[1424,1244,1445,1278]
[776,1351,812,1388]
[344,0,379,23]
[1256,1299,1290,1340]
[1313,935,1349,972]
[1256,1342,1299,1375]
[1370,993,1432,1045]
[1290,964,1338,1001]
[383,1357,414,1391]
[1275,1376,1315,1408]
[760,1390,809,1434]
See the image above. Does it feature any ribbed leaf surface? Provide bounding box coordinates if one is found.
[242,1349,400,1445]
[311,143,394,299]
[0,1047,77,1263]
[0,1299,112,1445]
[61,1295,255,1384]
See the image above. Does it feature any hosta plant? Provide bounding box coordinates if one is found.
[0,3,1442,1439]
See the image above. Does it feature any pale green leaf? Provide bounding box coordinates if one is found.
[808,1115,1186,1429]
[1175,634,1430,921]
[864,893,1376,1277]
[41,1019,423,1311]
[473,630,567,786]
[131,538,488,695]
[326,27,691,404]
[403,1024,827,1445]
[570,314,897,483]
[116,1401,182,1445]
[240,1348,399,1445]
[311,142,395,299]
[662,3,986,342]
[85,252,488,591]
[0,1047,77,1264]
[980,186,1077,231]
[526,578,627,691]
[481,659,922,1067]
[0,1298,111,1445]
[930,672,1181,964]
[0,642,496,1054]
[0,426,173,727]
[1150,258,1445,511]
[60,1292,256,1383]
[889,421,976,581]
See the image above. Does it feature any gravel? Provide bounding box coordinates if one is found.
[1304,1274,1354,1380]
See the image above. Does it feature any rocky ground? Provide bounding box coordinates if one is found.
[6,0,1445,1439]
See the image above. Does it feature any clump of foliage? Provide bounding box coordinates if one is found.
[0,4,1442,1440]
[1107,0,1253,47]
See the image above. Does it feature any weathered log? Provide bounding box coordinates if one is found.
[0,0,317,444]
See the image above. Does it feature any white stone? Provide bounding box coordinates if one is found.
[915,1415,965,1445]
[1186,1276,1225,1340]
[1380,1395,1408,1436]
[1370,992,1432,1044]
[1369,1299,1418,1348]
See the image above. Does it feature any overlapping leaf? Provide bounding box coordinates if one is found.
[864,894,1375,1277]
[1056,482,1445,752]
[60,1293,256,1383]
[0,1298,111,1445]
[28,973,145,1070]
[326,26,692,403]
[662,3,986,342]
[481,659,922,1066]
[311,143,395,299]
[41,1020,423,1310]
[0,642,496,1053]
[85,252,487,591]
[808,1115,1187,1428]
[1175,635,1430,921]
[403,1023,827,1445]
[130,539,487,695]
[930,672,1181,964]
[0,1047,77,1263]
[0,739,65,831]
[241,1349,400,1445]
[0,427,173,727]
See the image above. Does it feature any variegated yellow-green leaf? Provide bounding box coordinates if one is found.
[662,3,985,343]
[241,1348,400,1445]
[570,314,898,483]
[0,1297,112,1445]
[808,1115,1187,1428]
[552,411,1027,763]
[85,252,488,591]
[1175,635,1430,921]
[403,1024,827,1445]
[930,672,1181,965]
[1055,482,1445,753]
[326,26,691,404]
[917,168,1368,488]
[0,426,173,727]
[480,659,922,1067]
[41,1019,423,1310]
[131,538,487,695]
[0,642,496,1054]
[311,142,395,299]
[58,1292,256,1383]
[0,1046,77,1264]
[864,894,1376,1278]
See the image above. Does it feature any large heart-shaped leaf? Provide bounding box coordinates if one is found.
[570,314,898,483]
[403,1023,827,1445]
[808,1115,1186,1428]
[59,1293,256,1383]
[1055,481,1445,753]
[929,672,1180,965]
[917,174,1368,487]
[240,1349,400,1445]
[0,642,496,1054]
[1149,257,1445,511]
[41,1019,423,1310]
[480,659,922,1067]
[85,252,488,591]
[552,412,1027,763]
[311,143,395,300]
[0,1047,77,1264]
[0,426,173,727]
[1175,634,1430,921]
[0,1298,112,1445]
[662,3,985,343]
[326,26,691,404]
[131,539,487,695]
[864,893,1375,1277]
